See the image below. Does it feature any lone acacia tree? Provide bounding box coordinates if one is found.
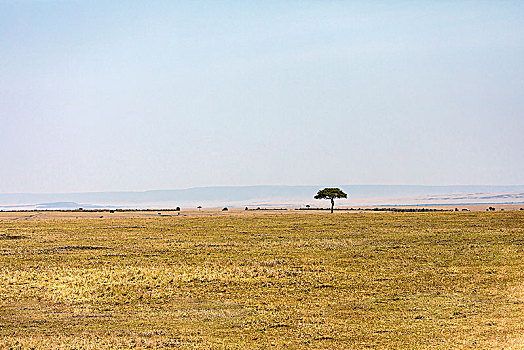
[314,188,347,213]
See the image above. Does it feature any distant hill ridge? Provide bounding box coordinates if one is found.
[1,185,524,209]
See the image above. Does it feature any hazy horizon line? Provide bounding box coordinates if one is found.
[2,183,524,195]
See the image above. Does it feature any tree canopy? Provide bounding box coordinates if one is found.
[314,188,347,213]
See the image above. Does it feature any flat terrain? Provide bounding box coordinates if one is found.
[0,211,523,349]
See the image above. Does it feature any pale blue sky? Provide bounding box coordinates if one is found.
[1,1,523,193]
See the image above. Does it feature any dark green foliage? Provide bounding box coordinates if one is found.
[314,187,347,200]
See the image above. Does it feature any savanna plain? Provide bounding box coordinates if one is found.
[0,210,523,349]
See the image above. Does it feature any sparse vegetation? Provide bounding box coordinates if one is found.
[296,207,450,212]
[0,211,523,349]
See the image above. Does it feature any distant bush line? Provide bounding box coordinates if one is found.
[245,208,289,211]
[4,207,520,213]
[0,208,179,213]
[296,207,451,212]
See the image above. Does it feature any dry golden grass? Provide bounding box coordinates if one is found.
[0,211,523,349]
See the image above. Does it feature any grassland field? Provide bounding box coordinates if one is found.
[0,210,523,349]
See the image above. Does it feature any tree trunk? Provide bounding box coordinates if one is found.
[330,198,334,213]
